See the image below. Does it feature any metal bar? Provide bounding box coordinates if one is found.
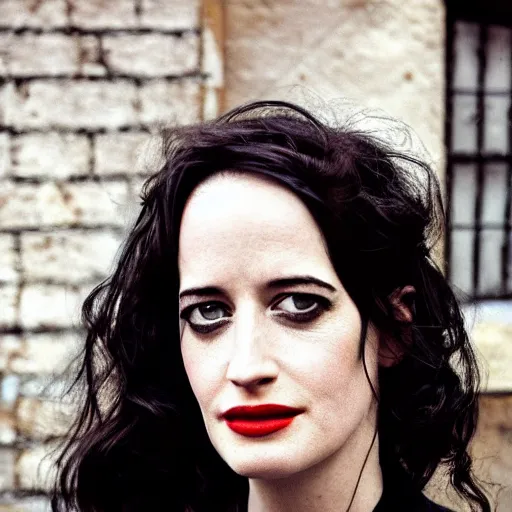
[452,223,511,230]
[464,292,512,301]
[472,23,488,297]
[451,153,512,163]
[451,89,510,96]
[503,26,512,294]
[445,11,456,282]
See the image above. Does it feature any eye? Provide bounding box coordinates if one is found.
[180,302,231,334]
[180,294,332,335]
[272,293,331,323]
[275,295,317,313]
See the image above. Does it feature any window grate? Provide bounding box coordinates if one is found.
[445,11,512,300]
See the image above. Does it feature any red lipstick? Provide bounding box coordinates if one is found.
[222,404,303,437]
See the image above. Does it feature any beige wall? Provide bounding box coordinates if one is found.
[224,0,445,166]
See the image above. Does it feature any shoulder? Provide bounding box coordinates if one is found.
[405,492,455,512]
[419,494,454,512]
[374,489,455,512]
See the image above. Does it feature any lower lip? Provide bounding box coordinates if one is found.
[225,417,297,437]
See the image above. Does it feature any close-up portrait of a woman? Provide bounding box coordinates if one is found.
[50,101,494,512]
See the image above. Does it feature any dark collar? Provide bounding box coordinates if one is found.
[373,464,453,512]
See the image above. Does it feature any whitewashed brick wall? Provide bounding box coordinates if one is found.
[0,1,202,509]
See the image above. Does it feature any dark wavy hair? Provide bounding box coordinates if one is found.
[51,100,492,511]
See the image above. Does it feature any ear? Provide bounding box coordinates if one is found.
[378,285,416,368]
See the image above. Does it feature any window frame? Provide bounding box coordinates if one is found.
[445,3,512,300]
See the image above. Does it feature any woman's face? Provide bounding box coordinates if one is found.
[178,172,381,479]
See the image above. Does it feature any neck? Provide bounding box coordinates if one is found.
[247,422,383,512]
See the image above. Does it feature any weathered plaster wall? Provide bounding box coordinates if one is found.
[224,0,445,169]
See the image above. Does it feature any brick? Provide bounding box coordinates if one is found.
[0,496,51,511]
[102,33,199,76]
[94,132,151,175]
[0,332,79,374]
[78,36,106,76]
[0,448,15,491]
[0,133,9,177]
[0,181,129,229]
[129,176,148,201]
[4,80,139,130]
[0,411,16,445]
[0,34,79,77]
[69,0,137,29]
[0,374,20,410]
[0,335,22,373]
[19,375,70,401]
[63,181,130,227]
[128,133,166,177]
[0,182,73,229]
[0,285,18,328]
[139,79,201,126]
[19,284,86,329]
[17,397,76,440]
[21,231,123,283]
[11,133,91,179]
[140,0,200,30]
[0,0,67,28]
[0,84,8,125]
[0,235,19,284]
[0,76,201,133]
[16,443,57,491]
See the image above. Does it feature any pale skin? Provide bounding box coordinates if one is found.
[178,171,413,512]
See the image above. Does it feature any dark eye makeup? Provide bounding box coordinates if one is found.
[179,293,333,335]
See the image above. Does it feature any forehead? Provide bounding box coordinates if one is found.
[177,173,334,285]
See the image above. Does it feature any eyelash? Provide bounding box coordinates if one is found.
[179,294,332,335]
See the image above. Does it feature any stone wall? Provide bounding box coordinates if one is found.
[0,1,203,509]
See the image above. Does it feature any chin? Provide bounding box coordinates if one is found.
[218,443,313,481]
[229,458,303,480]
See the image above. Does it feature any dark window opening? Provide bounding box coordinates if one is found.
[445,3,512,300]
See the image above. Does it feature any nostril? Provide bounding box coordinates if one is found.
[231,375,275,388]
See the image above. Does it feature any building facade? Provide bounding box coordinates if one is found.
[0,0,510,509]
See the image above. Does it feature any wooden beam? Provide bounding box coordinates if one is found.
[201,0,226,119]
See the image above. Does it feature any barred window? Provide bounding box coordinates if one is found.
[445,3,512,301]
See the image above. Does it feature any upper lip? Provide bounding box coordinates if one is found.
[222,404,304,420]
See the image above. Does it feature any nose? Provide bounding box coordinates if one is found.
[225,311,278,390]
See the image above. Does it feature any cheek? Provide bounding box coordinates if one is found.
[181,338,222,409]
[292,312,372,409]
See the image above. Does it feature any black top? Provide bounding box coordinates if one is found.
[373,461,453,512]
[373,489,453,512]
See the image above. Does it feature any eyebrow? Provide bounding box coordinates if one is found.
[178,275,337,301]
